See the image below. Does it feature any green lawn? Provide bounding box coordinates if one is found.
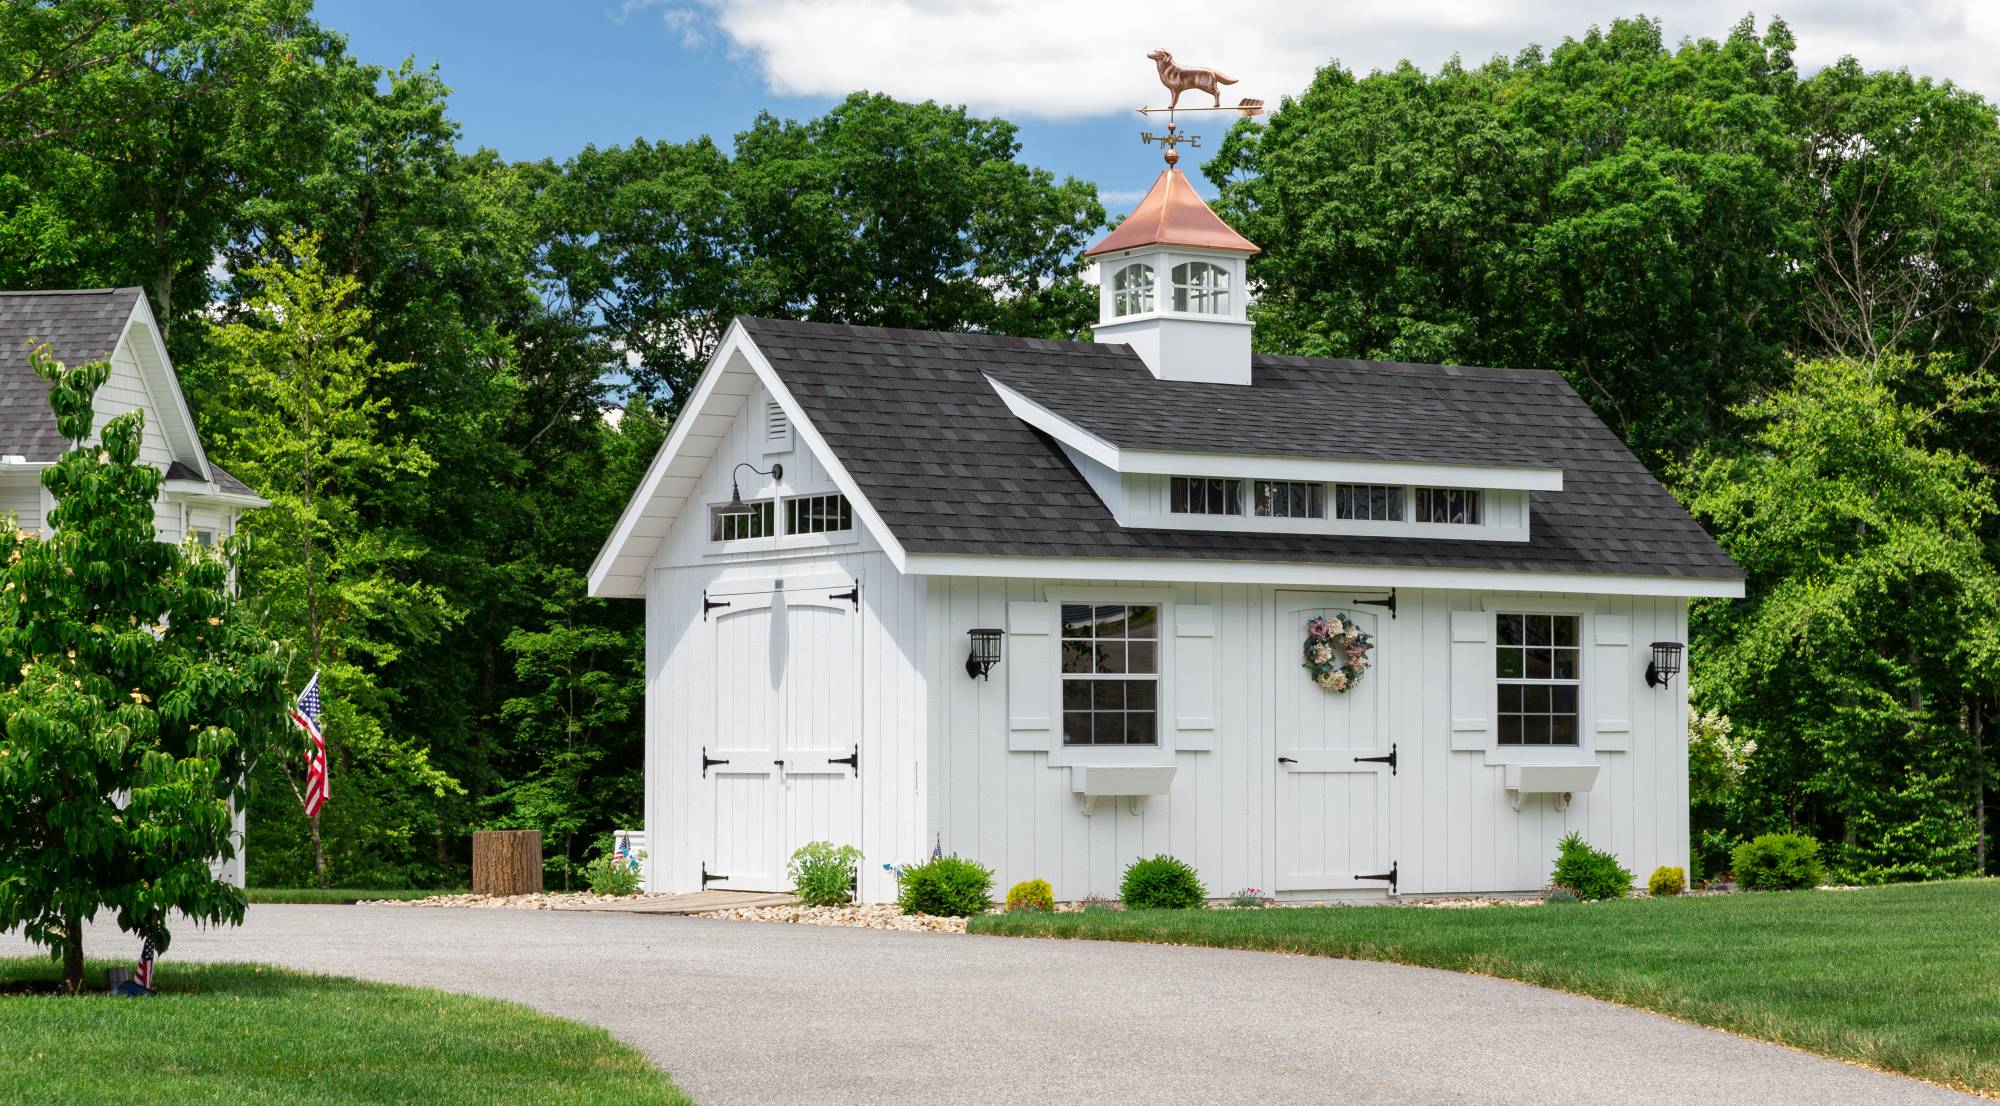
[0,960,691,1106]
[971,880,2000,1096]
[245,887,454,904]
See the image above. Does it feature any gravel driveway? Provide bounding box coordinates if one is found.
[10,905,1981,1106]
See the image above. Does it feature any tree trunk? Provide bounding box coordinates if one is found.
[308,811,328,887]
[472,830,543,896]
[62,912,83,994]
[1976,701,1988,877]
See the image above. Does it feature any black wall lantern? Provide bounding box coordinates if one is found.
[966,628,1004,680]
[717,461,783,517]
[1645,641,1684,688]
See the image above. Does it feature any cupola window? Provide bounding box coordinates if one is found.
[1111,263,1155,316]
[1171,261,1230,315]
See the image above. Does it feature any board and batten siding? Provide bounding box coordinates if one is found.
[927,579,1688,901]
[643,379,927,902]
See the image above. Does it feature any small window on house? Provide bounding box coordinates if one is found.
[709,501,774,542]
[1333,484,1404,521]
[763,399,793,453]
[1254,480,1325,519]
[785,493,852,535]
[192,529,215,548]
[1496,613,1581,746]
[1415,488,1483,524]
[1061,604,1159,746]
[1112,263,1155,316]
[1171,262,1231,315]
[1170,476,1242,516]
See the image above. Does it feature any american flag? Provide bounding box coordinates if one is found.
[135,935,155,991]
[932,834,943,860]
[292,671,328,817]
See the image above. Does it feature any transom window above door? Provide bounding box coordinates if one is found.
[1496,612,1580,746]
[1061,603,1159,746]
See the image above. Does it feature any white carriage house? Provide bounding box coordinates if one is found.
[590,166,1744,903]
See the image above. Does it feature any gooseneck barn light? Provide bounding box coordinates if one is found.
[1645,641,1684,688]
[965,628,1004,680]
[718,462,783,517]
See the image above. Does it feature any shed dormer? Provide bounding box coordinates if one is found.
[1086,168,1259,386]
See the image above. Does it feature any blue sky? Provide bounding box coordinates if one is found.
[317,1,2000,218]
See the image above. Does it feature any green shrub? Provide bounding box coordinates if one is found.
[1647,866,1686,896]
[1549,832,1633,900]
[1732,833,1823,891]
[896,855,994,916]
[584,850,644,896]
[1120,855,1207,910]
[1692,828,1740,886]
[1005,878,1055,913]
[788,841,862,907]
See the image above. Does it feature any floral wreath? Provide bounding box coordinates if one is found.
[1302,613,1373,693]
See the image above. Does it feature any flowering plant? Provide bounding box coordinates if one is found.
[1301,612,1372,693]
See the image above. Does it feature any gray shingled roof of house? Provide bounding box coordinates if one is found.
[738,317,1743,582]
[0,288,138,460]
[0,288,253,497]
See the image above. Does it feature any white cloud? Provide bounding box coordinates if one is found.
[650,1,2000,119]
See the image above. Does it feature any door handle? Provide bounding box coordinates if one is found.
[1277,756,1297,765]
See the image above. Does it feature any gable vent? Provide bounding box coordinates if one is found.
[763,398,793,454]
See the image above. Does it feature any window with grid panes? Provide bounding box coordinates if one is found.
[1496,613,1581,746]
[1060,604,1159,746]
[785,493,852,535]
[709,500,774,542]
[1333,483,1403,521]
[1415,487,1483,524]
[1169,477,1242,515]
[1253,480,1325,519]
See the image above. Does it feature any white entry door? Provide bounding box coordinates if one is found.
[1274,593,1396,893]
[702,577,862,892]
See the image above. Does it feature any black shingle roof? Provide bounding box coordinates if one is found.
[0,288,254,498]
[0,288,139,460]
[739,317,1742,582]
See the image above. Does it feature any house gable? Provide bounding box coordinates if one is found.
[588,322,907,598]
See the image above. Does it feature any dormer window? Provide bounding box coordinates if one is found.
[1171,262,1230,315]
[1334,484,1404,522]
[1415,488,1483,525]
[1170,476,1242,515]
[1111,263,1155,316]
[1254,480,1325,519]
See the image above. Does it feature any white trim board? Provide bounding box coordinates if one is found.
[984,375,1563,491]
[902,553,1745,599]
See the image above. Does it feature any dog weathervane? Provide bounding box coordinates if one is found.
[1138,50,1265,166]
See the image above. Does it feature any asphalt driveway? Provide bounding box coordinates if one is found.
[9,905,1981,1105]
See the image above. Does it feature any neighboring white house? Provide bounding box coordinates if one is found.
[0,287,267,886]
[590,167,1746,904]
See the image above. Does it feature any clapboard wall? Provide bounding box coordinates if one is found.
[923,579,1689,901]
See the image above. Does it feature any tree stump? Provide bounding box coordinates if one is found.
[472,830,544,896]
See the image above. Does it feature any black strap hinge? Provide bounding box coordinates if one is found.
[830,583,859,608]
[1356,861,1398,893]
[1354,588,1397,619]
[830,746,858,772]
[703,591,731,619]
[1353,743,1398,775]
[701,862,729,889]
[701,747,729,777]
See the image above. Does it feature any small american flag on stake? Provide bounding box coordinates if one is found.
[293,671,328,817]
[135,935,156,991]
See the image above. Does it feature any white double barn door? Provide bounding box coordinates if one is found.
[1274,592,1396,893]
[702,579,861,892]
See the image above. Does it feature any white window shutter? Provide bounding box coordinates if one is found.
[1593,614,1632,751]
[1450,609,1494,749]
[763,398,793,454]
[1172,604,1216,750]
[1007,601,1055,751]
